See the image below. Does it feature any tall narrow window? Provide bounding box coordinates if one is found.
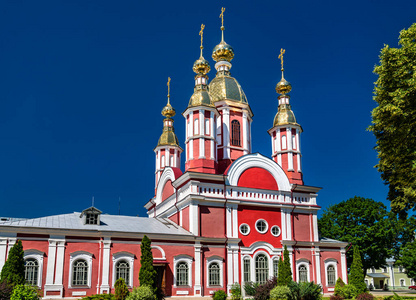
[208,263,220,286]
[24,258,39,286]
[327,265,336,286]
[299,265,308,283]
[72,260,88,286]
[231,120,241,146]
[176,262,189,286]
[255,254,268,284]
[194,119,199,135]
[116,260,130,285]
[244,258,251,282]
[161,156,165,168]
[282,135,287,149]
[292,134,296,149]
[205,119,210,135]
[273,259,279,278]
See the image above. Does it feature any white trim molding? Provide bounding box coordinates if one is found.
[155,167,178,205]
[68,251,93,289]
[151,245,166,260]
[173,254,193,288]
[226,153,291,191]
[206,255,224,288]
[296,259,311,283]
[112,251,135,287]
[24,249,45,288]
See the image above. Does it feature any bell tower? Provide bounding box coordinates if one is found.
[268,49,303,185]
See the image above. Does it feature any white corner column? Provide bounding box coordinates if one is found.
[194,243,202,296]
[226,246,233,294]
[100,238,111,293]
[223,109,230,159]
[340,249,347,283]
[314,248,321,285]
[44,236,65,299]
[242,111,248,155]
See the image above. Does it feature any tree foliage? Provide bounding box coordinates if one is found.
[277,245,292,286]
[318,196,396,272]
[115,278,129,300]
[349,246,366,294]
[0,240,25,286]
[139,236,157,290]
[396,240,416,281]
[369,23,416,215]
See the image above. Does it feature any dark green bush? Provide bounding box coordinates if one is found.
[0,240,25,286]
[254,277,277,300]
[330,295,344,300]
[286,281,322,300]
[244,281,259,296]
[336,284,358,300]
[212,290,227,300]
[82,293,116,300]
[230,282,242,300]
[115,278,129,300]
[356,293,375,300]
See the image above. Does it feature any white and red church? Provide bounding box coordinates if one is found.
[0,16,347,298]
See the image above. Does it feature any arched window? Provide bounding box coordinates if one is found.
[115,260,130,285]
[400,279,405,287]
[299,265,308,283]
[24,258,39,286]
[327,265,336,286]
[231,120,241,146]
[273,259,279,278]
[243,257,251,282]
[72,259,88,286]
[208,262,220,286]
[176,262,189,286]
[255,254,268,284]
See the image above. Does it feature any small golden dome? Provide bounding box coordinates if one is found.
[157,126,180,147]
[212,40,234,62]
[161,102,175,118]
[276,77,292,94]
[189,88,213,108]
[209,75,247,104]
[193,56,211,75]
[273,104,299,127]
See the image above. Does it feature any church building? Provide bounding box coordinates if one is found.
[0,10,347,298]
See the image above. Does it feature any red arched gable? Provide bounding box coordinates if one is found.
[237,167,278,190]
[161,180,174,202]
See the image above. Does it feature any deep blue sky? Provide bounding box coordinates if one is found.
[1,0,415,218]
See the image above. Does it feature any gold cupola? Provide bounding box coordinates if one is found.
[157,78,181,148]
[273,49,300,127]
[209,8,249,105]
[188,24,214,108]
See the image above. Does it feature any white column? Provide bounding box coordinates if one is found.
[296,129,301,152]
[199,110,204,135]
[340,249,347,282]
[232,205,238,238]
[223,109,230,159]
[288,152,294,171]
[165,148,169,166]
[312,214,319,242]
[242,112,248,155]
[174,149,177,167]
[189,139,194,160]
[210,111,214,137]
[286,127,292,150]
[314,248,321,285]
[54,239,66,285]
[287,246,294,279]
[0,238,8,270]
[281,210,287,240]
[45,240,57,285]
[199,137,205,159]
[210,140,215,160]
[233,247,239,286]
[227,247,233,293]
[189,113,194,136]
[286,211,292,240]
[226,205,232,238]
[189,203,198,235]
[100,238,111,293]
[194,243,202,295]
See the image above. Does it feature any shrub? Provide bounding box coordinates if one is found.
[244,281,259,296]
[330,295,344,300]
[10,284,40,300]
[126,286,155,300]
[349,247,366,294]
[334,278,345,296]
[212,290,227,300]
[286,281,322,300]
[270,285,290,300]
[0,240,25,286]
[0,281,13,300]
[115,278,129,300]
[254,277,277,300]
[82,294,115,300]
[337,284,358,300]
[230,282,242,300]
[356,293,375,300]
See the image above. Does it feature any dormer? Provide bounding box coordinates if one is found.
[80,207,102,225]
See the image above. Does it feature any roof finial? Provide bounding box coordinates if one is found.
[199,24,205,57]
[167,77,171,104]
[278,48,285,78]
[220,7,225,42]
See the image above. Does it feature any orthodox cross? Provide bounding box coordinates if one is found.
[220,7,225,28]
[278,48,285,71]
[199,24,205,52]
[167,77,171,103]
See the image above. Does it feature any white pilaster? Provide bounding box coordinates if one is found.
[243,112,248,155]
[278,154,282,166]
[210,140,215,160]
[226,205,232,238]
[194,243,202,295]
[165,148,169,166]
[312,214,319,242]
[233,247,239,286]
[288,152,294,171]
[173,149,177,167]
[199,137,205,159]
[0,238,8,270]
[189,203,198,235]
[100,238,111,293]
[189,112,194,136]
[281,210,287,240]
[227,247,233,293]
[276,129,281,151]
[45,240,57,285]
[199,110,204,135]
[286,127,292,150]
[286,210,292,240]
[54,239,66,285]
[340,249,347,282]
[6,238,16,256]
[314,248,321,285]
[210,111,214,138]
[223,109,230,159]
[232,205,238,238]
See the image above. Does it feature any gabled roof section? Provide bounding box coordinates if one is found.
[80,206,102,217]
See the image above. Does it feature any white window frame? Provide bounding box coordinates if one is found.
[253,251,270,284]
[282,135,287,149]
[112,251,134,288]
[206,256,223,288]
[194,119,199,135]
[68,251,93,289]
[296,259,310,283]
[242,255,252,283]
[239,223,250,236]
[173,255,193,288]
[400,278,405,287]
[24,249,44,288]
[205,119,210,135]
[270,225,281,237]
[324,259,338,287]
[255,219,268,234]
[273,257,279,278]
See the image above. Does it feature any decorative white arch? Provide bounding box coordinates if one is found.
[155,167,177,205]
[243,241,281,256]
[112,251,135,287]
[226,153,291,191]
[151,245,166,260]
[296,258,311,283]
[23,249,45,288]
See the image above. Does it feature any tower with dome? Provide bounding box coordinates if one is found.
[0,8,347,298]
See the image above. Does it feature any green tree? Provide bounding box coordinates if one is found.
[277,245,292,286]
[318,196,396,273]
[115,278,129,300]
[396,240,416,281]
[0,240,25,286]
[139,235,157,290]
[349,246,366,293]
[369,23,416,215]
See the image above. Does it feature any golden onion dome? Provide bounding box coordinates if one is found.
[161,102,175,118]
[276,77,292,94]
[157,124,180,147]
[193,56,211,75]
[273,103,299,127]
[189,88,213,107]
[209,75,247,104]
[212,40,234,62]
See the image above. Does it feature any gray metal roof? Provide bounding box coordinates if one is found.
[0,212,193,236]
[320,237,344,243]
[366,273,389,278]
